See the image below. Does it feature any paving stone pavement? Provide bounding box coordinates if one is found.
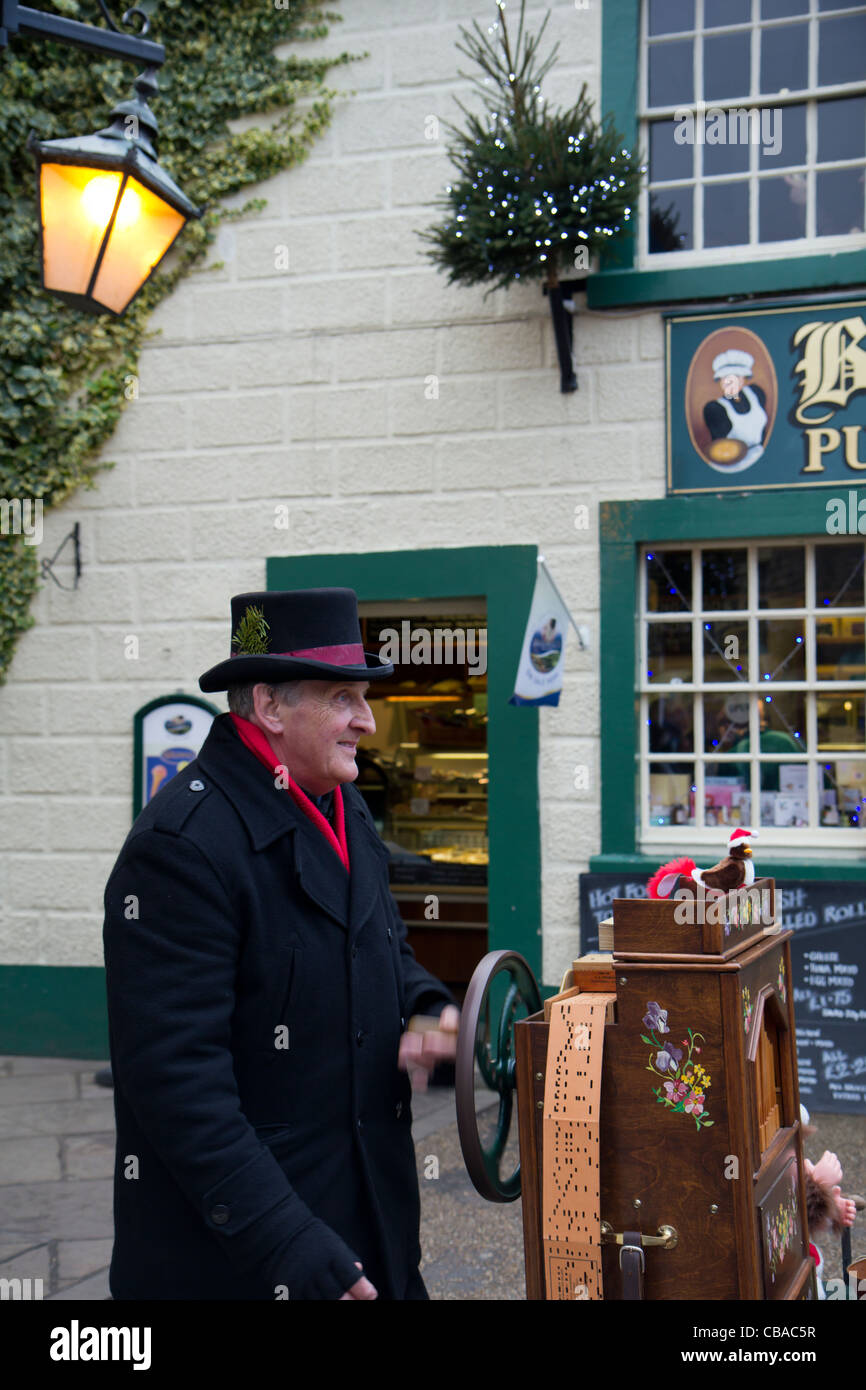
[0,1055,862,1301]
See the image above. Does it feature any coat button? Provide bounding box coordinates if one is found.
[190,780,205,792]
[211,1205,230,1225]
[400,1017,406,1030]
[387,927,392,941]
[395,1101,402,1118]
[351,946,358,959]
[357,1118,364,1134]
[356,1029,364,1046]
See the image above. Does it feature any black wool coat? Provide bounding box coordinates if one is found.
[103,712,453,1301]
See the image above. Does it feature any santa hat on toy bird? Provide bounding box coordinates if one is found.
[648,828,758,900]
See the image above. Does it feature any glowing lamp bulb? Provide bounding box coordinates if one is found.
[81,175,141,231]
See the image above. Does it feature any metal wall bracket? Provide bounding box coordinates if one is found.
[40,521,81,591]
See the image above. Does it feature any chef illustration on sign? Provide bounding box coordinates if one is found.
[702,348,769,472]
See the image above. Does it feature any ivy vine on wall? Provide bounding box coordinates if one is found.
[0,0,356,683]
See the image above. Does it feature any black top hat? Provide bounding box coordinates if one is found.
[198,589,393,692]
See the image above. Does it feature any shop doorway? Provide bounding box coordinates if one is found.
[266,545,543,988]
[357,599,487,1005]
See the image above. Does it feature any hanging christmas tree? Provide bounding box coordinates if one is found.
[422,0,643,389]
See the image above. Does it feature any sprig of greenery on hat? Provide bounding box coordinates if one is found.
[232,605,270,656]
[422,0,643,292]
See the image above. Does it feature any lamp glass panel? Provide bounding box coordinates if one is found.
[91,174,185,313]
[39,163,120,295]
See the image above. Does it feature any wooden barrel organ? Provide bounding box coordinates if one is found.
[455,879,816,1300]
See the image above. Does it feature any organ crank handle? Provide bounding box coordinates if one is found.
[455,949,542,1203]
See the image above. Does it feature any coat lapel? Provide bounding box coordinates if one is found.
[293,827,351,930]
[344,791,390,939]
[197,714,351,930]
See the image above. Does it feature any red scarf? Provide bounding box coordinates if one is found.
[229,712,349,873]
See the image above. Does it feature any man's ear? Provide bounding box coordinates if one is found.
[252,683,283,730]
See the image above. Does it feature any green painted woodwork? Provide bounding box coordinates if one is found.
[267,546,543,979]
[588,250,866,309]
[594,2,866,302]
[599,490,866,866]
[0,966,109,1059]
[600,0,640,274]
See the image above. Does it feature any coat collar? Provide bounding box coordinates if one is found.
[196,714,388,934]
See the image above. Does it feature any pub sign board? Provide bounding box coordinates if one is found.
[132,694,218,819]
[579,872,866,1115]
[666,298,866,496]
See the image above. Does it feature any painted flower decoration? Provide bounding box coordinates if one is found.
[778,959,787,1003]
[642,1005,713,1131]
[643,1002,669,1034]
[742,985,753,1036]
[765,1170,799,1281]
[654,1043,684,1073]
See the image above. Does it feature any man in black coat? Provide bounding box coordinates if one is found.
[103,588,458,1300]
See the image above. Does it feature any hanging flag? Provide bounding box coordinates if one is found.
[510,558,582,707]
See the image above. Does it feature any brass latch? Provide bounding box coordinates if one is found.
[600,1222,678,1250]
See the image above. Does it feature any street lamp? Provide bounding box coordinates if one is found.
[1,1,201,315]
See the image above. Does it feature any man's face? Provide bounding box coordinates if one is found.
[721,373,746,399]
[272,680,376,795]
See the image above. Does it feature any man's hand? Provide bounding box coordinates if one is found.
[398,1005,460,1092]
[339,1262,377,1300]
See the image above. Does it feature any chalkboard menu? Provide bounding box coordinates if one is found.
[579,874,866,1115]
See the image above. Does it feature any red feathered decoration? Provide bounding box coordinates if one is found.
[647,857,697,899]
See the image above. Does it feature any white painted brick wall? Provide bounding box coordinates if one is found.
[0,0,665,984]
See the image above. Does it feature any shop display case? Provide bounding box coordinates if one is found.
[356,607,490,1000]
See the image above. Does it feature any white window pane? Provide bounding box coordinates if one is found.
[649,694,695,753]
[760,22,809,94]
[758,620,807,681]
[758,546,805,608]
[649,187,694,251]
[706,0,750,26]
[650,119,694,182]
[648,767,695,827]
[762,0,808,17]
[705,181,750,245]
[817,761,865,828]
[818,96,866,164]
[646,549,693,612]
[704,31,752,101]
[759,175,807,239]
[648,623,693,682]
[819,13,866,87]
[816,626,866,681]
[815,543,865,609]
[648,0,695,35]
[703,619,749,681]
[817,166,866,236]
[649,38,695,106]
[817,694,866,751]
[702,548,748,610]
[705,130,751,177]
[760,102,806,168]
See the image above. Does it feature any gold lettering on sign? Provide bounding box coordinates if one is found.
[793,316,866,425]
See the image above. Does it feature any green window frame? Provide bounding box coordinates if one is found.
[596,490,866,882]
[588,0,866,309]
[268,545,543,978]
